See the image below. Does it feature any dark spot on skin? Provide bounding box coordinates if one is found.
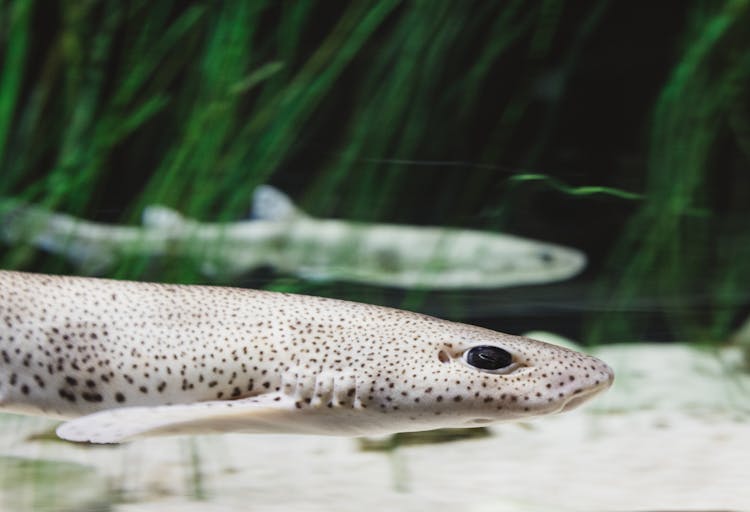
[82,391,103,402]
[21,384,29,395]
[58,388,76,402]
[139,386,148,394]
[374,249,401,272]
[115,392,126,403]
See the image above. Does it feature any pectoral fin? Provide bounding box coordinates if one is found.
[56,394,297,444]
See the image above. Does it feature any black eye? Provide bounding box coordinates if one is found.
[539,251,555,264]
[465,346,513,370]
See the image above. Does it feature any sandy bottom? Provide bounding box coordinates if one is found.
[0,342,748,512]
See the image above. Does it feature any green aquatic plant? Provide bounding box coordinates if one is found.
[0,0,748,342]
[1,2,749,510]
[586,0,750,344]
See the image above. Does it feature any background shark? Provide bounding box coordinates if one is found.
[0,186,586,290]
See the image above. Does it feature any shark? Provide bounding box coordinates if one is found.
[0,186,586,289]
[0,270,613,444]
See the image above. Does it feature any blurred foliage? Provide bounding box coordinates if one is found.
[0,455,110,511]
[0,0,749,343]
[586,0,750,343]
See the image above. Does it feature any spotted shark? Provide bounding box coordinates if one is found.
[0,187,586,289]
[0,270,613,443]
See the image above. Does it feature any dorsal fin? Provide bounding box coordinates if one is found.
[251,185,307,221]
[142,205,186,229]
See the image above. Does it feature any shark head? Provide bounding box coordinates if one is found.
[338,314,613,433]
[480,238,588,286]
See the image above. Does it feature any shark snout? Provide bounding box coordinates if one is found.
[558,358,614,413]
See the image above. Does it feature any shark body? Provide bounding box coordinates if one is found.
[0,187,586,289]
[0,270,612,443]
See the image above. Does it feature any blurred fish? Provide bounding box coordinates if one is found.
[0,186,586,289]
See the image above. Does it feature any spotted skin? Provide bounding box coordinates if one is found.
[0,270,613,443]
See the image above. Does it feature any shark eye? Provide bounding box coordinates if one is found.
[539,251,555,264]
[465,346,513,370]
